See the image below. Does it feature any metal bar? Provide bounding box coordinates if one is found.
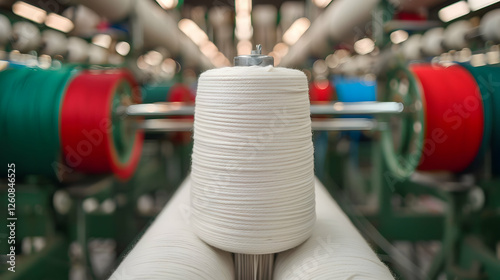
[125,103,195,117]
[138,118,385,132]
[311,118,383,131]
[125,102,403,117]
[138,119,194,132]
[310,102,403,115]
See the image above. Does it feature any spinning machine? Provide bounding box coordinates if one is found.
[2,0,500,279]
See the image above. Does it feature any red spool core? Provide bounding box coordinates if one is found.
[309,80,335,103]
[168,83,195,144]
[168,83,196,103]
[61,69,143,180]
[410,64,484,172]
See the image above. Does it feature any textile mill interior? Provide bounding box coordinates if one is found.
[3,0,500,279]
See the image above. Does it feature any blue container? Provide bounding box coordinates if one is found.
[333,76,376,103]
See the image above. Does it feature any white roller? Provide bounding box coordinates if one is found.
[178,33,214,69]
[135,0,180,53]
[401,34,423,60]
[109,177,234,280]
[77,0,211,68]
[67,37,89,63]
[273,180,395,279]
[191,66,316,255]
[0,14,11,46]
[11,22,41,53]
[77,0,180,55]
[326,0,379,41]
[480,9,500,42]
[280,0,380,67]
[41,30,68,56]
[443,20,473,50]
[421,27,444,56]
[88,44,108,64]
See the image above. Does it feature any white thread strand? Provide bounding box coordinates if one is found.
[109,177,234,280]
[191,66,316,255]
[273,179,395,280]
[235,253,275,280]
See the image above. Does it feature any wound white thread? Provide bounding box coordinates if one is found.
[480,9,500,42]
[191,66,316,255]
[0,14,11,46]
[421,27,445,56]
[109,177,234,280]
[41,30,68,57]
[443,20,473,50]
[12,22,41,53]
[401,34,423,61]
[273,179,395,280]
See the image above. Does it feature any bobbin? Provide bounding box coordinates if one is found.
[379,61,485,179]
[192,46,315,280]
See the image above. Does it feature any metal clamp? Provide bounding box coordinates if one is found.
[233,44,274,67]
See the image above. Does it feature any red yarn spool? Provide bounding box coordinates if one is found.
[309,80,335,103]
[61,69,143,180]
[168,83,195,144]
[168,83,196,103]
[410,64,484,172]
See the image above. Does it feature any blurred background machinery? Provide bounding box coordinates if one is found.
[2,0,500,279]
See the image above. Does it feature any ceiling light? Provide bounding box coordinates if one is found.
[144,50,163,66]
[282,17,310,45]
[268,51,279,66]
[237,40,253,55]
[312,0,332,8]
[92,34,112,49]
[325,54,339,68]
[45,13,74,33]
[390,30,409,44]
[201,40,219,58]
[235,0,252,14]
[115,41,130,56]
[273,42,289,57]
[354,38,375,55]
[438,1,470,22]
[161,58,177,73]
[156,0,178,10]
[178,19,209,46]
[13,1,46,24]
[211,52,230,68]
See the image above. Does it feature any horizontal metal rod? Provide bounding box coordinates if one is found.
[138,118,385,132]
[125,101,403,117]
[124,103,195,117]
[138,120,193,132]
[311,118,385,131]
[311,102,403,115]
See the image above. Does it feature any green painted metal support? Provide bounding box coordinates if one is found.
[2,236,69,280]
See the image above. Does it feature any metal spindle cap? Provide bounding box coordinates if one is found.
[233,44,274,67]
